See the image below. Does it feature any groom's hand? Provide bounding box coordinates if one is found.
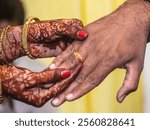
[50,0,150,106]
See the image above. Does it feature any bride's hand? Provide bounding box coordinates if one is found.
[3,19,88,62]
[1,64,82,107]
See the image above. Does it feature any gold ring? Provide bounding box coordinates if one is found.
[74,51,83,63]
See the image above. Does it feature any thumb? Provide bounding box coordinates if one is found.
[117,63,142,103]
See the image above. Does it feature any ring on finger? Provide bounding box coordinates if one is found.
[73,51,83,63]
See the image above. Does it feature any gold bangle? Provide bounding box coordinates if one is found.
[2,26,11,65]
[0,29,4,58]
[0,29,3,60]
[0,29,3,103]
[0,29,5,64]
[22,17,40,59]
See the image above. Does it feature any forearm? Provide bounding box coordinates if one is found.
[127,0,150,42]
[146,0,150,42]
[110,0,150,44]
[121,0,150,21]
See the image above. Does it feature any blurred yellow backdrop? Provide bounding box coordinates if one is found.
[22,0,143,112]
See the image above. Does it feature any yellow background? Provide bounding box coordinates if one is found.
[22,0,143,112]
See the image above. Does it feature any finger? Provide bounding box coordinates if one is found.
[50,48,85,71]
[28,19,88,43]
[23,68,72,89]
[116,63,142,103]
[55,41,89,69]
[60,19,84,29]
[49,41,82,68]
[51,64,82,106]
[65,61,115,101]
[51,19,88,40]
[28,42,66,58]
[58,24,88,40]
[50,64,82,106]
[51,53,100,106]
[51,93,66,107]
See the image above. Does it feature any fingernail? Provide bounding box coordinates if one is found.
[61,70,71,79]
[118,95,126,103]
[66,93,73,100]
[49,63,56,69]
[52,98,59,105]
[77,30,88,39]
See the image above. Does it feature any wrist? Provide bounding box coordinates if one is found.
[5,26,26,62]
[128,0,150,42]
[112,0,150,43]
[123,0,150,21]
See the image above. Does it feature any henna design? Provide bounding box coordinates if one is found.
[22,64,82,107]
[0,64,81,107]
[28,19,84,43]
[0,19,85,107]
[2,19,85,62]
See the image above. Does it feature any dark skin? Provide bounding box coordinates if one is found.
[0,19,87,107]
[50,0,150,106]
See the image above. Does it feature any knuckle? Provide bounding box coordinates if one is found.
[100,54,119,69]
[75,72,86,84]
[61,19,73,25]
[65,55,77,68]
[128,86,138,92]
[66,45,75,54]
[85,74,99,87]
[55,22,65,32]
[71,19,84,29]
[72,18,82,23]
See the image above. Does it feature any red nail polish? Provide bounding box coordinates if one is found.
[61,70,71,79]
[77,30,88,39]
